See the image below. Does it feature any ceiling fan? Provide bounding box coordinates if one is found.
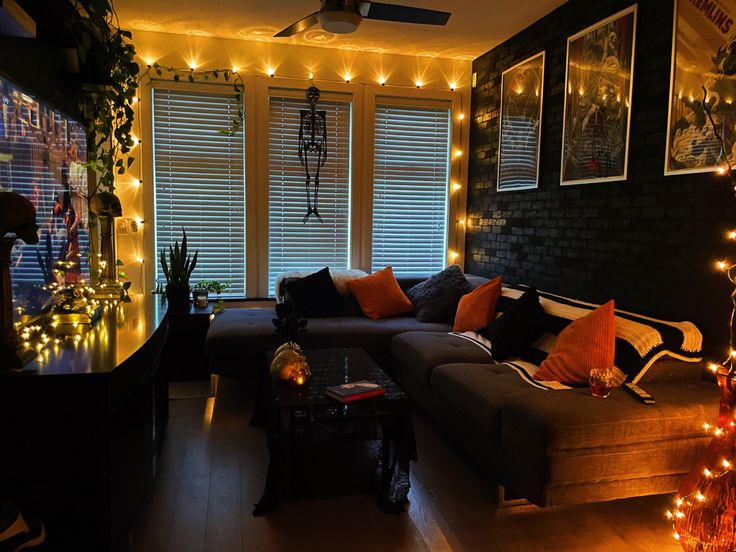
[274,0,451,37]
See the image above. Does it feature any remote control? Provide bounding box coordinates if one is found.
[624,383,655,405]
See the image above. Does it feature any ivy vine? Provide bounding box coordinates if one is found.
[66,0,246,196]
[144,63,245,136]
[67,0,139,195]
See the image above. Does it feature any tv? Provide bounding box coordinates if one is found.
[0,73,90,321]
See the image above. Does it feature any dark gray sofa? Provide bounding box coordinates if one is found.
[205,274,719,506]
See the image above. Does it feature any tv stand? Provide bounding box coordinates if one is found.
[0,294,168,550]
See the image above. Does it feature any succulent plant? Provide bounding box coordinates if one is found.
[160,230,198,289]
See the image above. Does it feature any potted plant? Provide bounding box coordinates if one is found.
[160,231,198,311]
[205,280,230,313]
[193,280,210,308]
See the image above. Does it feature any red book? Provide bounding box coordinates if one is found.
[325,381,385,403]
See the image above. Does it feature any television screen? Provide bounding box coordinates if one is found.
[0,74,89,321]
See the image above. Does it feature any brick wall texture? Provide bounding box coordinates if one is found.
[467,0,736,354]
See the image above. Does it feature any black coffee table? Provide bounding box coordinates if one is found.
[251,348,416,515]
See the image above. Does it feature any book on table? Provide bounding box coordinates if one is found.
[325,381,385,403]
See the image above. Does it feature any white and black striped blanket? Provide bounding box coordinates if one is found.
[451,286,703,390]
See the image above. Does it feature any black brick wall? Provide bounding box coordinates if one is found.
[467,0,735,354]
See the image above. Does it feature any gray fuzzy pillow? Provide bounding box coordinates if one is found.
[407,265,470,322]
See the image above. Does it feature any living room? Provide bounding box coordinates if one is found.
[0,0,733,550]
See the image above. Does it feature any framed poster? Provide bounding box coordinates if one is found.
[497,51,545,192]
[665,0,736,175]
[561,5,637,185]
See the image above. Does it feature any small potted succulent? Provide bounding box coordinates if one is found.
[160,230,198,311]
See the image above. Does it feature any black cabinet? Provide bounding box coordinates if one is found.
[0,296,168,550]
[162,303,213,381]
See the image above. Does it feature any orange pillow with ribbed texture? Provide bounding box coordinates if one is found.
[347,266,413,320]
[533,300,616,385]
[453,276,503,332]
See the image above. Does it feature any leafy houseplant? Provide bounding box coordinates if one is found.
[160,231,198,311]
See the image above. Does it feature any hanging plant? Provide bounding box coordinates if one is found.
[67,0,140,195]
[144,63,245,136]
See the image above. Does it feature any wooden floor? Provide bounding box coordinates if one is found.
[126,376,681,552]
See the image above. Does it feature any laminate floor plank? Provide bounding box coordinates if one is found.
[127,376,684,552]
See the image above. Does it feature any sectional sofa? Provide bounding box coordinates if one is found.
[205,273,718,507]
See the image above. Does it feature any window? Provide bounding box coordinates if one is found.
[267,94,352,296]
[371,103,450,275]
[152,88,246,297]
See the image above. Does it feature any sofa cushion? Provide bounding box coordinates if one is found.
[429,362,535,442]
[347,266,413,319]
[534,300,616,385]
[406,265,470,323]
[453,276,502,333]
[483,287,547,361]
[284,267,343,317]
[501,380,717,453]
[206,308,451,359]
[390,331,492,386]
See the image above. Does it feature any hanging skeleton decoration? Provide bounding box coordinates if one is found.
[298,84,327,223]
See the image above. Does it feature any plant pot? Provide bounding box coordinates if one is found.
[192,289,209,309]
[672,367,736,550]
[165,286,191,312]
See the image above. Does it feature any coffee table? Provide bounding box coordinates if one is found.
[251,348,416,515]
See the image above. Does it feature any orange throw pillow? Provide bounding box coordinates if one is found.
[347,266,413,320]
[533,300,616,385]
[453,276,503,332]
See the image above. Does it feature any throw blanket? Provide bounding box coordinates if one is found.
[452,331,570,391]
[452,286,704,389]
[274,268,368,301]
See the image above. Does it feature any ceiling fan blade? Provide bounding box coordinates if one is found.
[274,12,319,37]
[358,2,451,25]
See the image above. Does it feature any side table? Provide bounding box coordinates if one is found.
[161,302,214,381]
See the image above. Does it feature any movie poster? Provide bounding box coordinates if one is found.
[497,52,545,192]
[561,6,637,185]
[665,0,736,175]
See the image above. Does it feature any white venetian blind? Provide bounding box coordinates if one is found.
[371,103,450,276]
[152,88,246,297]
[267,95,352,296]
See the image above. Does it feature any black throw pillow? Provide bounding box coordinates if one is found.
[284,267,342,318]
[406,265,470,323]
[482,287,547,361]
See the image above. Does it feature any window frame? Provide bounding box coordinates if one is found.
[139,77,466,299]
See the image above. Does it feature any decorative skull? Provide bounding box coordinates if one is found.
[0,191,39,244]
[89,192,123,218]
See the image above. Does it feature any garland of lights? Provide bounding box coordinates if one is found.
[666,86,736,549]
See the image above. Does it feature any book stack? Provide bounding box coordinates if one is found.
[325,381,385,403]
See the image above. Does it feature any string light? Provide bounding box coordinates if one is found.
[343,73,351,83]
[267,66,275,77]
[415,79,423,89]
[453,149,463,158]
[457,113,465,121]
[449,250,459,261]
[378,75,386,86]
[717,260,728,271]
[451,182,462,192]
[449,81,456,91]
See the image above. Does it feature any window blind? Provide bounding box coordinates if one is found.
[371,103,450,276]
[267,95,352,296]
[152,88,246,297]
